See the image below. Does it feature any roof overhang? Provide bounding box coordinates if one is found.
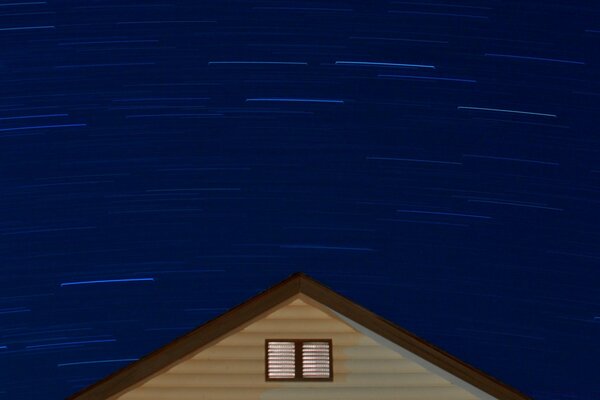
[68,272,531,400]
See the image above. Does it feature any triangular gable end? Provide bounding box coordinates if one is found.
[68,273,531,400]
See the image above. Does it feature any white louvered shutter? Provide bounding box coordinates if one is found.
[301,341,331,379]
[267,341,296,379]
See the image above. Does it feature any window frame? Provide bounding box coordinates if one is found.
[265,339,333,382]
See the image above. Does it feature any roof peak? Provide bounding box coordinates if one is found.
[288,271,311,279]
[69,272,531,400]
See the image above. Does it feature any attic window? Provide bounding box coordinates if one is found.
[266,339,333,381]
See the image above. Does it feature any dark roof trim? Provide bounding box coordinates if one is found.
[68,272,531,400]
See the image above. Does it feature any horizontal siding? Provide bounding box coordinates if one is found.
[190,344,402,360]
[241,319,356,333]
[216,331,369,346]
[121,386,476,400]
[118,298,482,400]
[167,358,426,375]
[143,372,451,387]
[265,305,332,320]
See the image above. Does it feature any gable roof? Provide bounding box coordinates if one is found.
[68,272,531,400]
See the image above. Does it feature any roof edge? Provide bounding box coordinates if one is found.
[68,272,531,400]
[68,273,302,399]
[297,274,531,400]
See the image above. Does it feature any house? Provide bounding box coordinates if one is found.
[68,272,531,400]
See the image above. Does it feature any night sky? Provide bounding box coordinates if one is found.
[0,1,599,399]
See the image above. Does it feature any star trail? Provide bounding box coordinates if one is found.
[0,0,599,399]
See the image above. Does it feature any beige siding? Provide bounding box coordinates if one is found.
[118,297,487,400]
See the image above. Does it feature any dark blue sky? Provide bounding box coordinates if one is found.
[1,1,599,398]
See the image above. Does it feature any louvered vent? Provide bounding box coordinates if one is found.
[266,339,332,381]
[266,341,296,379]
[301,341,331,379]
